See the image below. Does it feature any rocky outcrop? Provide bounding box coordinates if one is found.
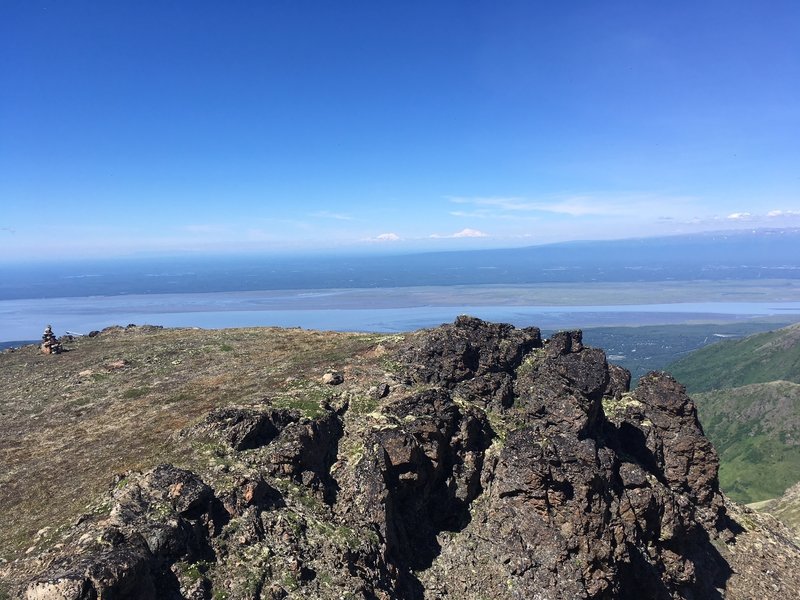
[398,314,542,409]
[416,330,730,599]
[335,387,492,580]
[196,407,301,452]
[24,465,224,599]
[15,318,800,599]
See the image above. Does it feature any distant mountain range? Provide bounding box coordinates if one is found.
[668,322,800,503]
[3,227,800,300]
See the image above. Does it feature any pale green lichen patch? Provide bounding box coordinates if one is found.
[516,348,546,377]
[602,393,643,419]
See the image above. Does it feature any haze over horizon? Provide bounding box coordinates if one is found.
[2,1,800,260]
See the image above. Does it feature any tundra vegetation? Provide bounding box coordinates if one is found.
[1,320,799,599]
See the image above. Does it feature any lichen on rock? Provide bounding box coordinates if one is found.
[12,317,800,599]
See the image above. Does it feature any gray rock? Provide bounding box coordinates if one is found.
[322,371,344,385]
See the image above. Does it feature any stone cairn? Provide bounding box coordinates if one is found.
[40,324,62,355]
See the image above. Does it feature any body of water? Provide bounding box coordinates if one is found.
[4,287,800,342]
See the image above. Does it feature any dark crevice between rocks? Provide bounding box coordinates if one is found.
[616,542,674,600]
[374,390,495,577]
[264,408,345,505]
[611,421,670,488]
[197,406,301,451]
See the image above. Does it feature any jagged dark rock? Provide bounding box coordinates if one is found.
[24,464,225,599]
[11,317,800,599]
[262,408,344,502]
[195,407,300,451]
[334,387,493,578]
[398,314,542,410]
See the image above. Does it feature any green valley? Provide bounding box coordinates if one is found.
[667,323,800,504]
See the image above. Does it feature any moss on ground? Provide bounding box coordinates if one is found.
[0,325,398,562]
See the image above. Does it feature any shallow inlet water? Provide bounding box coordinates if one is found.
[3,287,800,342]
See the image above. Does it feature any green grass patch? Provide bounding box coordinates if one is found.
[167,392,196,404]
[271,395,326,419]
[349,396,379,415]
[175,560,212,583]
[122,387,150,399]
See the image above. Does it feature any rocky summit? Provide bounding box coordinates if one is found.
[3,317,800,599]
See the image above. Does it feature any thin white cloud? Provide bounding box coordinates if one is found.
[447,194,697,219]
[431,228,489,239]
[535,197,614,216]
[448,196,528,210]
[667,209,800,228]
[364,232,401,242]
[0,227,15,234]
[449,195,585,214]
[767,209,800,218]
[310,210,354,221]
[453,228,488,238]
[244,228,272,241]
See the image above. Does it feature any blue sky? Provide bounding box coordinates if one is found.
[2,1,799,259]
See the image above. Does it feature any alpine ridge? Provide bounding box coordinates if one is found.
[3,317,799,599]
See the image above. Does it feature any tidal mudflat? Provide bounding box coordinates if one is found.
[3,280,800,342]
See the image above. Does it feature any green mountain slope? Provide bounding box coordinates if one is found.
[668,323,800,393]
[666,323,800,504]
[693,381,800,503]
[754,480,800,537]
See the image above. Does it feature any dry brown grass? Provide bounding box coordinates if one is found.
[0,325,397,562]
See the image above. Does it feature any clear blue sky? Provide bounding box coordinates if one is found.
[2,1,799,259]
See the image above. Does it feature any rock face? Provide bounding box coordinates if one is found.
[15,318,800,599]
[24,465,224,600]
